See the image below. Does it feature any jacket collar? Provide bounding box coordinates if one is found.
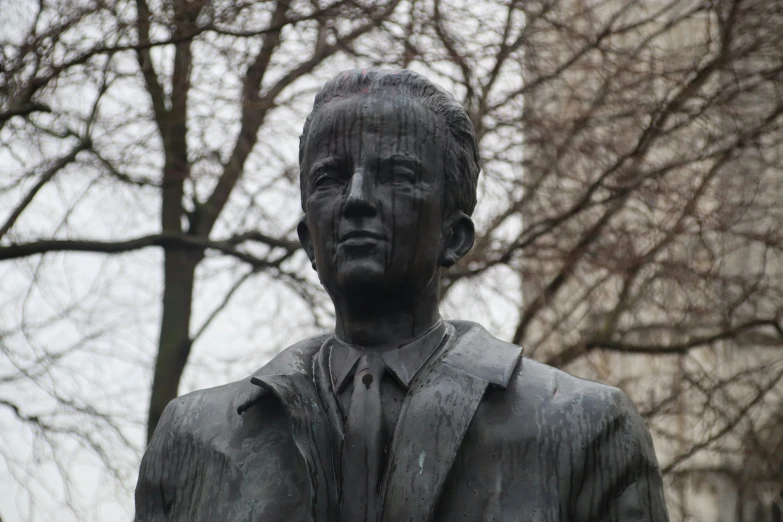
[235,334,328,415]
[329,319,447,391]
[439,320,522,388]
[234,321,521,415]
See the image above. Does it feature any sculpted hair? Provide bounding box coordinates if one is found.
[299,68,481,217]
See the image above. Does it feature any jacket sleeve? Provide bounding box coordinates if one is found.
[572,388,670,522]
[134,400,182,522]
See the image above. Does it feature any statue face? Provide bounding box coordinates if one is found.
[299,93,448,302]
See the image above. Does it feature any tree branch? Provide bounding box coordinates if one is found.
[0,232,296,267]
[134,0,169,135]
[0,138,91,241]
[546,318,783,368]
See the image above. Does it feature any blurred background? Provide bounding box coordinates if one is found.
[1,0,781,520]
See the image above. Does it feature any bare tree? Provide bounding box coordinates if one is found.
[1,0,781,519]
[1,0,403,518]
[424,0,783,517]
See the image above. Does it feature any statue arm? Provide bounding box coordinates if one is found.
[134,400,182,522]
[572,388,670,522]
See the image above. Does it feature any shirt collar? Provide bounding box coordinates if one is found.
[329,319,447,392]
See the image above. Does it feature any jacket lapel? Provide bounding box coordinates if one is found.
[380,322,522,522]
[237,336,338,522]
[312,338,345,490]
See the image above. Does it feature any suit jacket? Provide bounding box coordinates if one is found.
[134,321,669,521]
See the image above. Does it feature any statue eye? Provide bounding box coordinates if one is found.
[391,167,417,184]
[312,172,343,189]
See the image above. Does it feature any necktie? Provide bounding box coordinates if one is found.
[340,352,385,522]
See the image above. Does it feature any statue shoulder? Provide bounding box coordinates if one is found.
[441,325,667,520]
[135,334,329,519]
[499,356,657,465]
[450,322,651,448]
[148,332,330,444]
[509,356,640,419]
[490,352,666,520]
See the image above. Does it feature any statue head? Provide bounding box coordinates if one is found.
[297,69,480,307]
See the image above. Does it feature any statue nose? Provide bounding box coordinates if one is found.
[344,170,377,217]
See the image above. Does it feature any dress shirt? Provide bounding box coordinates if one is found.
[330,319,448,392]
[329,319,448,452]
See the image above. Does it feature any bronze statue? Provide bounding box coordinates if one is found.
[135,69,669,521]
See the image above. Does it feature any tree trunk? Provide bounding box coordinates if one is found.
[146,133,194,440]
[147,248,200,442]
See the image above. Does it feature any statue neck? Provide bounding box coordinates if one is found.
[332,279,442,348]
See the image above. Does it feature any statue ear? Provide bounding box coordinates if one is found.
[439,211,475,268]
[297,216,317,271]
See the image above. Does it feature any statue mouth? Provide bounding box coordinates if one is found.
[340,230,385,244]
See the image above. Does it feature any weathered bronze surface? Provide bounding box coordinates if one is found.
[135,69,670,521]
